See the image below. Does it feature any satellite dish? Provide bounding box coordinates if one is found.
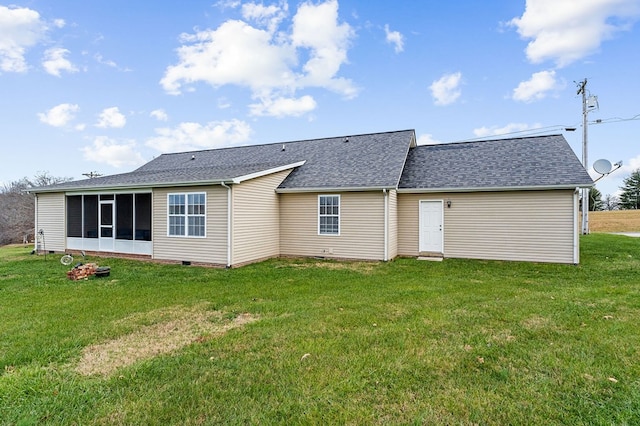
[593,159,612,174]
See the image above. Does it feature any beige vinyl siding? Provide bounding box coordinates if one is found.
[152,186,228,265]
[232,170,292,266]
[398,190,576,264]
[387,189,398,260]
[280,191,386,260]
[35,193,66,252]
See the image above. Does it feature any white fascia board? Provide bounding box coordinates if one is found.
[64,188,153,196]
[31,162,307,194]
[231,161,306,184]
[36,180,231,194]
[276,186,397,194]
[397,183,594,193]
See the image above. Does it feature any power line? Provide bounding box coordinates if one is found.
[590,113,640,125]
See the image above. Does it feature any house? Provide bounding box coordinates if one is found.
[30,130,593,266]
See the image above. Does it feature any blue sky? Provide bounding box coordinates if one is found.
[1,0,638,196]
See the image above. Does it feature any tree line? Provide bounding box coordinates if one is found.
[1,170,640,246]
[0,172,70,246]
[590,169,640,211]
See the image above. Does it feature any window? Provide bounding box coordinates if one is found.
[168,192,206,237]
[318,195,340,235]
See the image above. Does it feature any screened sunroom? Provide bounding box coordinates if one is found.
[65,192,152,255]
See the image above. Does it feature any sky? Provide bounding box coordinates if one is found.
[1,0,639,197]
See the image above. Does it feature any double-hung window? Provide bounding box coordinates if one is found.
[318,195,340,235]
[168,192,206,237]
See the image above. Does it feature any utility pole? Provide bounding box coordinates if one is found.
[577,79,590,235]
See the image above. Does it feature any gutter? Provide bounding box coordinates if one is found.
[276,185,397,194]
[221,182,232,268]
[30,180,236,194]
[383,189,388,261]
[573,187,580,265]
[33,194,38,253]
[396,183,594,194]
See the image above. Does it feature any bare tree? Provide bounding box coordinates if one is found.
[0,172,71,246]
[28,171,70,188]
[602,194,620,211]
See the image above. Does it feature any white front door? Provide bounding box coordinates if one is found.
[99,200,115,252]
[419,200,443,253]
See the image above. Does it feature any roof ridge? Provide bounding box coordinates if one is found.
[433,133,564,147]
[157,129,416,156]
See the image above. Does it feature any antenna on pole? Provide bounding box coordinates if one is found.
[82,171,102,179]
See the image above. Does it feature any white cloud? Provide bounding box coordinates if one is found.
[161,0,356,116]
[53,19,65,28]
[617,154,640,176]
[42,47,78,77]
[94,53,117,68]
[215,0,241,10]
[417,133,441,145]
[96,107,126,128]
[82,136,145,168]
[509,0,640,67]
[473,122,541,138]
[384,24,404,53]
[150,109,168,121]
[217,97,231,109]
[93,53,132,72]
[161,20,296,95]
[249,95,317,117]
[512,70,563,102]
[291,0,356,97]
[38,103,79,127]
[242,1,288,32]
[146,119,252,153]
[429,72,462,106]
[0,5,46,72]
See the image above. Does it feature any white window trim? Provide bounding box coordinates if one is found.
[318,194,340,236]
[167,192,207,238]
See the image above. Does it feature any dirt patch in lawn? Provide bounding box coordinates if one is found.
[75,305,258,376]
[521,315,552,331]
[278,260,379,274]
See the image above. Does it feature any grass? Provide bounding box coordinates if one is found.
[1,235,640,425]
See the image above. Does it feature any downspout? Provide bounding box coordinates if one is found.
[573,187,580,264]
[221,182,232,268]
[33,194,38,253]
[383,189,388,261]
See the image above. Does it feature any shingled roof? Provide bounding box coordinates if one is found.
[398,134,593,191]
[31,129,416,193]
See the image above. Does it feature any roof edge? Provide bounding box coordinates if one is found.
[30,161,307,193]
[232,161,305,184]
[30,180,235,193]
[397,183,593,194]
[276,186,397,194]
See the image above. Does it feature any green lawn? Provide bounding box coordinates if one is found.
[1,234,639,425]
